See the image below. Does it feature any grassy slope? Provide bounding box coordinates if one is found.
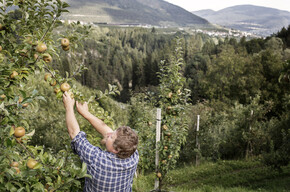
[133,160,290,192]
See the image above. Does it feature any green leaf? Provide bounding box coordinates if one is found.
[12,181,22,188]
[0,102,9,116]
[9,126,14,136]
[65,178,74,184]
[45,176,52,183]
[31,182,44,191]
[5,138,13,147]
[84,174,92,179]
[57,175,61,185]
[73,180,81,187]
[108,84,112,91]
[31,89,38,96]
[39,153,45,164]
[5,169,15,177]
[61,9,69,13]
[17,187,25,192]
[10,24,16,31]
[47,12,54,17]
[22,98,32,104]
[56,158,64,168]
[20,120,29,129]
[65,71,69,79]
[35,96,46,102]
[62,2,70,8]
[0,174,3,183]
[25,184,31,192]
[25,12,29,20]
[5,182,17,191]
[33,162,42,170]
[56,91,63,98]
[81,162,87,175]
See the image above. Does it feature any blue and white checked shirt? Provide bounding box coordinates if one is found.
[71,131,139,192]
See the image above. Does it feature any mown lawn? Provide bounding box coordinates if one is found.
[133,160,290,192]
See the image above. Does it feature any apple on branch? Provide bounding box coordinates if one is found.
[14,126,25,138]
[61,38,70,47]
[43,53,52,63]
[60,82,70,92]
[44,73,52,81]
[36,42,47,53]
[61,38,70,51]
[27,159,38,169]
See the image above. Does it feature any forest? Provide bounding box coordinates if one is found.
[0,0,289,191]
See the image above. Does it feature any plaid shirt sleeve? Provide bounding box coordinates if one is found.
[71,131,102,165]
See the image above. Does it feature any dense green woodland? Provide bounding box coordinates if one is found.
[50,24,290,168]
[56,25,289,108]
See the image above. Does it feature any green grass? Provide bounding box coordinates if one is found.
[133,160,290,192]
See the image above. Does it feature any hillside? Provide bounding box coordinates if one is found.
[193,5,290,36]
[62,0,211,27]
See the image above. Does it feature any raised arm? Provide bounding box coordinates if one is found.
[76,101,113,137]
[63,92,80,139]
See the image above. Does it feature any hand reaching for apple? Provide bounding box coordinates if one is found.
[76,101,89,118]
[62,91,75,111]
[63,91,90,118]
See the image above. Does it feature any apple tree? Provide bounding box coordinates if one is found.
[128,38,191,184]
[155,37,191,190]
[0,0,94,191]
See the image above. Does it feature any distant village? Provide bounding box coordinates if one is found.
[190,28,262,38]
[62,19,262,39]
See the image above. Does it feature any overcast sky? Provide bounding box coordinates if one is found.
[164,0,290,12]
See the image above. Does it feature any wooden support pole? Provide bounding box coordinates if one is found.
[154,108,161,190]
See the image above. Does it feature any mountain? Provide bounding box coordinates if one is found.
[193,5,290,36]
[62,0,211,27]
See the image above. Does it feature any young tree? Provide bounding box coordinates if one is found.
[155,37,191,191]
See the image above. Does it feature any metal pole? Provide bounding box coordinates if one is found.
[154,108,161,190]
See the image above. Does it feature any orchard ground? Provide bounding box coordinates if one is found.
[133,160,290,192]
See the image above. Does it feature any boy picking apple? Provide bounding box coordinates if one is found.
[62,91,139,191]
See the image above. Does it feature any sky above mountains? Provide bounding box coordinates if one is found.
[164,0,290,12]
